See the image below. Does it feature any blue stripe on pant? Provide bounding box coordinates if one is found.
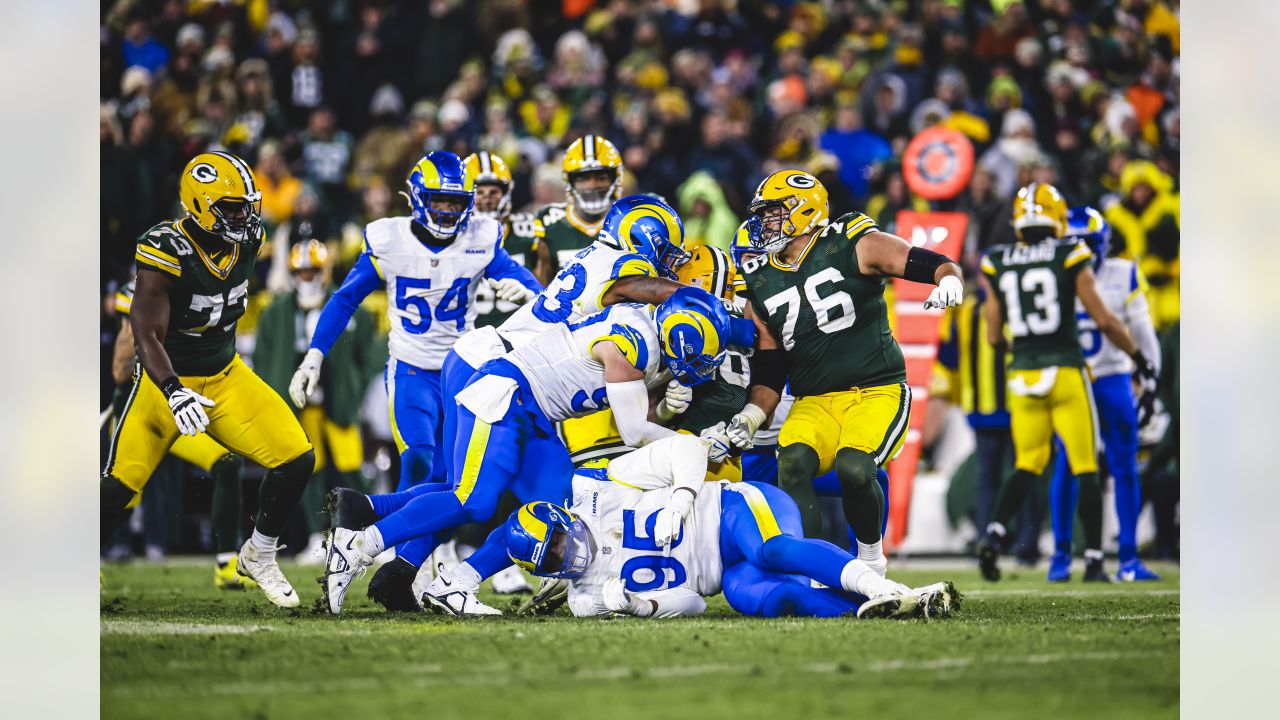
[385,359,448,491]
[740,445,892,543]
[718,482,866,618]
[1050,373,1140,561]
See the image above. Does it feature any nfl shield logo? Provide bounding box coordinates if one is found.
[431,259,439,267]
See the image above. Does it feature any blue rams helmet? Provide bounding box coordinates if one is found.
[655,286,731,387]
[1065,206,1110,269]
[505,502,593,579]
[597,194,690,279]
[729,216,764,267]
[405,151,475,240]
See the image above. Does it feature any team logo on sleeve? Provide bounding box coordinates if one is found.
[190,163,218,183]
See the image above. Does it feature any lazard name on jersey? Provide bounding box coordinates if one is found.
[981,239,1093,370]
[134,220,259,376]
[741,212,905,397]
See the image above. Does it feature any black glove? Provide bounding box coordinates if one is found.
[1131,352,1159,428]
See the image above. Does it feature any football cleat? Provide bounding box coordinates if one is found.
[1115,559,1161,582]
[321,528,377,614]
[977,533,1002,582]
[491,564,534,595]
[324,487,380,530]
[214,555,258,591]
[237,539,300,608]
[296,532,327,567]
[1083,556,1112,583]
[856,588,918,620]
[517,577,570,616]
[912,582,961,620]
[418,563,502,616]
[367,556,423,612]
[1047,551,1072,582]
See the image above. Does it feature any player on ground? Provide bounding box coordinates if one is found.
[1047,207,1162,582]
[976,184,1158,582]
[726,171,964,577]
[534,134,626,279]
[320,291,733,614]
[288,151,542,499]
[504,434,959,619]
[466,151,548,327]
[101,152,315,608]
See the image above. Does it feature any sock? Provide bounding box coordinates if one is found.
[1084,548,1104,561]
[1113,468,1141,564]
[857,539,883,563]
[840,559,895,597]
[986,521,1007,538]
[446,562,483,589]
[992,469,1038,529]
[370,482,452,517]
[373,487,471,548]
[360,525,386,556]
[254,450,315,537]
[1049,465,1077,556]
[250,529,278,555]
[100,475,137,546]
[1076,472,1103,553]
[777,444,823,536]
[876,468,890,536]
[209,455,244,554]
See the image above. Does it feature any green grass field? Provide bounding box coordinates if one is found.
[101,559,1179,719]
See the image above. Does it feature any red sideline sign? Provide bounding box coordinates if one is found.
[903,127,974,201]
[886,211,967,551]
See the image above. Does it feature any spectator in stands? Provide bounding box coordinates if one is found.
[819,104,891,205]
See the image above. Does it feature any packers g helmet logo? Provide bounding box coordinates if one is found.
[785,173,816,189]
[190,163,218,183]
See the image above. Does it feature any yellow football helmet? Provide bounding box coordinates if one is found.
[289,239,329,272]
[464,151,514,221]
[747,169,829,254]
[677,245,738,308]
[179,151,262,244]
[1011,182,1068,241]
[562,134,624,216]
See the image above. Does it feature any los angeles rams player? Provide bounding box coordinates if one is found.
[102,152,315,608]
[465,151,548,327]
[320,290,733,615]
[534,135,626,279]
[1047,207,1162,582]
[726,170,964,578]
[289,151,542,500]
[504,434,959,619]
[976,184,1158,582]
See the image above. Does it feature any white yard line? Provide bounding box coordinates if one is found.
[101,620,272,636]
[963,588,1180,598]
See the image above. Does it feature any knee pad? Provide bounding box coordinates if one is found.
[400,446,435,484]
[274,449,316,484]
[776,444,819,494]
[834,448,877,492]
[459,493,500,525]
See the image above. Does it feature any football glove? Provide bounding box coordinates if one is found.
[923,275,964,310]
[726,404,768,450]
[653,487,695,553]
[602,576,635,614]
[1131,351,1159,427]
[700,422,733,463]
[165,385,215,436]
[490,278,536,305]
[655,380,693,421]
[289,348,324,408]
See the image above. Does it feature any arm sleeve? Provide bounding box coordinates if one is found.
[484,242,543,294]
[607,435,708,491]
[629,587,707,618]
[309,252,382,355]
[1125,267,1162,374]
[606,379,679,448]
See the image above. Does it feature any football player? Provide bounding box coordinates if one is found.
[108,278,252,591]
[320,291,733,614]
[465,151,548,327]
[102,152,315,608]
[1047,207,1162,582]
[976,184,1158,582]
[726,171,964,577]
[504,434,959,619]
[533,135,626,279]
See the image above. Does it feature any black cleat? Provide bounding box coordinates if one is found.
[1083,556,1112,583]
[324,487,380,530]
[367,556,422,612]
[977,533,1002,582]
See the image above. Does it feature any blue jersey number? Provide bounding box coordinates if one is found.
[619,508,686,592]
[1076,311,1102,358]
[395,277,472,334]
[532,258,590,324]
[570,387,609,414]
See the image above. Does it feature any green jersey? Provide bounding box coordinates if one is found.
[981,238,1093,370]
[474,212,543,328]
[134,219,260,376]
[537,202,601,276]
[742,212,905,396]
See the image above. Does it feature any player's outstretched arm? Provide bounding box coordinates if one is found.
[289,251,383,407]
[595,341,678,447]
[602,578,707,618]
[132,270,215,436]
[1077,265,1139,357]
[856,230,964,308]
[483,244,543,303]
[600,275,685,307]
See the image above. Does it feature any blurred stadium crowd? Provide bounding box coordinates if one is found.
[100,0,1179,563]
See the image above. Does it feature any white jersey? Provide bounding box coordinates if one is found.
[1074,258,1159,379]
[364,215,504,370]
[566,439,726,618]
[505,303,668,423]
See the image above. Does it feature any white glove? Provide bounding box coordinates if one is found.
[289,348,324,409]
[655,380,693,421]
[166,386,215,436]
[490,278,536,305]
[653,488,696,552]
[726,404,767,450]
[923,275,964,310]
[700,422,732,463]
[602,577,635,614]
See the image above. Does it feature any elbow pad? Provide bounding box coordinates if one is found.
[904,246,955,285]
[749,349,786,394]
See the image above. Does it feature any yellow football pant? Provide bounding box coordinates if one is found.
[779,382,912,474]
[562,410,742,482]
[298,405,363,473]
[104,355,312,493]
[1007,366,1098,475]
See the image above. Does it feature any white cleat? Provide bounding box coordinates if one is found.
[237,539,300,609]
[491,564,534,594]
[862,554,888,578]
[296,532,327,567]
[322,528,376,615]
[856,588,919,620]
[912,581,961,619]
[418,563,502,616]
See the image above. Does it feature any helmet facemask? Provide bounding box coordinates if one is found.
[747,197,797,255]
[568,168,621,217]
[473,181,511,221]
[409,184,474,241]
[533,517,594,579]
[661,316,727,387]
[209,196,262,244]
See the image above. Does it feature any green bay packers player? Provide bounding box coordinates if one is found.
[726,170,965,576]
[533,135,625,279]
[975,183,1156,582]
[465,151,548,327]
[101,152,315,608]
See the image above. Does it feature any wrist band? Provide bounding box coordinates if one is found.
[159,377,182,399]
